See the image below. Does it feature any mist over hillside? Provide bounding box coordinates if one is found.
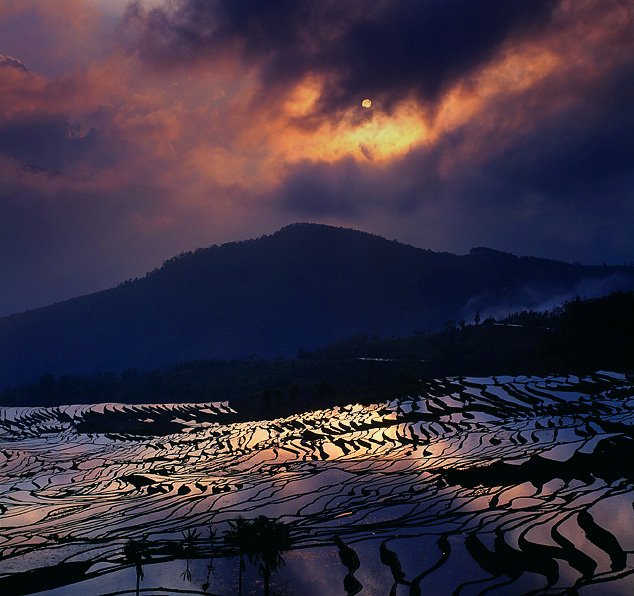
[2,223,633,387]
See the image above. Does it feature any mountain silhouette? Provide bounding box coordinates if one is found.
[1,223,633,386]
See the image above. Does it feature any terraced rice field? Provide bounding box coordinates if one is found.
[1,372,634,595]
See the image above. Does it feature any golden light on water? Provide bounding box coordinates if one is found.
[361,98,372,108]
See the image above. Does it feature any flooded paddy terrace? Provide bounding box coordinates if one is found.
[1,372,634,595]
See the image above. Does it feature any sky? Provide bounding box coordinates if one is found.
[1,0,633,316]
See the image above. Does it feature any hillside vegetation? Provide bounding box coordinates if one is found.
[2,291,632,410]
[2,224,633,387]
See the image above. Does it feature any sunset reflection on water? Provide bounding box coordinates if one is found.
[1,373,634,594]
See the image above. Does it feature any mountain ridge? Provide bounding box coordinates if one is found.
[2,223,633,387]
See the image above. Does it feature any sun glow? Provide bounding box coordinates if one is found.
[279,103,428,165]
[273,43,563,171]
[184,41,567,190]
[273,78,428,167]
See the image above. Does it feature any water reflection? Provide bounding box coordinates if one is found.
[1,373,634,594]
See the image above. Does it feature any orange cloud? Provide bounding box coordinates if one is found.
[1,0,632,207]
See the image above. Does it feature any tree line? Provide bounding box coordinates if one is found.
[1,291,632,409]
[123,515,291,596]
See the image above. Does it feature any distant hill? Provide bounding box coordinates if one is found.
[1,223,633,387]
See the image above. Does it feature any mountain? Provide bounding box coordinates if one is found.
[1,223,633,387]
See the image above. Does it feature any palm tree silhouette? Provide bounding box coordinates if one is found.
[123,538,151,596]
[181,528,201,582]
[224,516,253,596]
[248,516,293,596]
[203,525,216,592]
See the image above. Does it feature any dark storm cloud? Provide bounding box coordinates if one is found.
[0,116,108,172]
[123,0,557,112]
[484,59,634,203]
[317,0,558,111]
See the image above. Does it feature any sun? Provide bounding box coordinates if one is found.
[361,98,372,108]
